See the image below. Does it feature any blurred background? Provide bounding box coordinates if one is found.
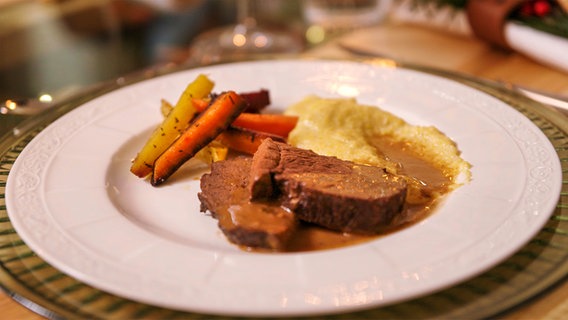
[0,0,305,103]
[4,0,565,113]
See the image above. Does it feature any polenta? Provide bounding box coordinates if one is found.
[285,96,471,189]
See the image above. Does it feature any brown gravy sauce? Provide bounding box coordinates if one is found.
[254,136,453,253]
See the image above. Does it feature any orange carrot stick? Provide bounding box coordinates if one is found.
[216,127,286,155]
[151,91,247,185]
[232,113,298,137]
[192,98,298,137]
[191,98,210,111]
[130,74,214,178]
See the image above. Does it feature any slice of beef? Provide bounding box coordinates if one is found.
[198,157,297,250]
[249,138,282,200]
[250,139,408,234]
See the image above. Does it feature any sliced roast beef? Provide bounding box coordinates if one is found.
[249,139,408,234]
[198,157,297,250]
[249,138,281,200]
[199,139,408,250]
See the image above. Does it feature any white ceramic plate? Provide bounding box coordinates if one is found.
[6,60,561,317]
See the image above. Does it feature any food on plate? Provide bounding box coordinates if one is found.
[285,96,471,204]
[237,89,271,113]
[130,75,471,252]
[212,89,271,113]
[250,139,408,234]
[193,100,298,137]
[152,91,248,185]
[131,74,294,185]
[199,156,298,251]
[130,74,214,178]
[199,139,408,251]
[200,96,470,252]
[160,98,174,117]
[215,126,287,155]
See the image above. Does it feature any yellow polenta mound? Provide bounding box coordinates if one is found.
[285,96,471,186]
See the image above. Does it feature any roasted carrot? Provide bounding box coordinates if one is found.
[216,127,286,155]
[130,74,214,178]
[192,98,298,136]
[159,98,228,164]
[191,98,210,111]
[151,91,247,185]
[232,113,298,137]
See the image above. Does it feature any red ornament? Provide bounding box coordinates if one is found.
[517,0,554,17]
[533,0,552,16]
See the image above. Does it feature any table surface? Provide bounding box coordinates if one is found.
[2,16,568,320]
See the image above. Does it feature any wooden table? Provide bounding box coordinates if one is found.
[2,21,568,319]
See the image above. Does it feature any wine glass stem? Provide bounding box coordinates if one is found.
[237,0,257,28]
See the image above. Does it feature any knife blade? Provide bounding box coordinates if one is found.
[514,86,568,112]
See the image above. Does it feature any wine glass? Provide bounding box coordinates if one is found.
[187,0,304,65]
